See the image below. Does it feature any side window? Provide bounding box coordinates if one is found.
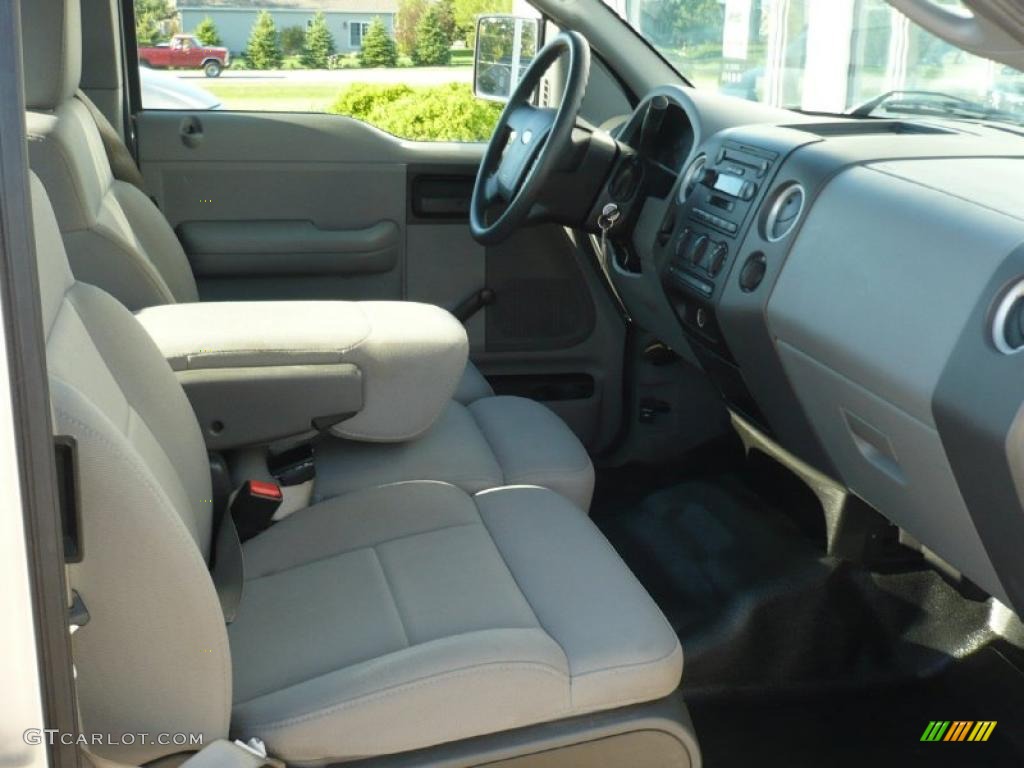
[133,0,532,142]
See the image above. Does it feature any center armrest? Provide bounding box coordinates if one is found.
[136,301,468,449]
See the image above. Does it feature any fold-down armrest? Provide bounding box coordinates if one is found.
[136,301,468,449]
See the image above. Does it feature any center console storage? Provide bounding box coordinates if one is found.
[136,301,468,449]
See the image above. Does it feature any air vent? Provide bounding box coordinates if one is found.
[764,184,805,242]
[992,281,1024,355]
[678,155,706,204]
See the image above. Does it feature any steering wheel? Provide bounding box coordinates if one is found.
[470,31,591,245]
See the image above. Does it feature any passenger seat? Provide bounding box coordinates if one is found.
[30,171,683,765]
[22,0,594,510]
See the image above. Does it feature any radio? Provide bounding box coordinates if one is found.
[661,140,779,303]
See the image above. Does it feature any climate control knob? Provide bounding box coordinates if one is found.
[674,227,693,262]
[688,234,710,266]
[708,242,728,276]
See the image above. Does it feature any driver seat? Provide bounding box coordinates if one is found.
[22,0,594,510]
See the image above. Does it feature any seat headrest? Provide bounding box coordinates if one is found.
[21,0,81,110]
[28,173,76,332]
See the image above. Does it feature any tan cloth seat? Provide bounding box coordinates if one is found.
[22,0,594,510]
[31,172,682,765]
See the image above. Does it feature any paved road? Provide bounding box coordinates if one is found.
[174,66,473,86]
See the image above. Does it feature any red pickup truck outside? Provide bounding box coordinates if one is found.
[138,34,230,78]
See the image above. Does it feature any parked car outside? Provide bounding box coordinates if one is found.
[138,33,229,77]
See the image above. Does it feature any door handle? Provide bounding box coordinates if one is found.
[180,116,204,148]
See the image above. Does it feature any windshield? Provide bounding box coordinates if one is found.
[614,0,1024,125]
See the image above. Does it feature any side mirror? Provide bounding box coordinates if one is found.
[473,15,540,103]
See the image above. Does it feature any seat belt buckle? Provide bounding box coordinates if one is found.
[232,480,283,543]
[266,443,316,487]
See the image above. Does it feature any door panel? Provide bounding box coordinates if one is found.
[179,220,400,276]
[135,110,625,451]
[405,221,487,351]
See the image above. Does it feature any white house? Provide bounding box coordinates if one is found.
[178,0,399,55]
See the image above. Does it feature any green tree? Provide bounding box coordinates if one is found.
[437,0,458,41]
[301,12,337,67]
[194,16,222,46]
[451,0,511,47]
[246,10,283,69]
[412,4,452,66]
[136,13,161,46]
[134,0,175,45]
[395,0,427,56]
[280,25,306,57]
[359,17,398,67]
[650,0,724,48]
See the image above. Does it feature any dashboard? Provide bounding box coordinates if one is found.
[596,87,1024,616]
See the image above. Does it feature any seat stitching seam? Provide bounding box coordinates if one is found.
[508,464,595,483]
[77,223,177,305]
[474,504,573,702]
[570,640,682,679]
[41,119,97,231]
[316,472,502,496]
[371,546,410,648]
[475,508,543,632]
[65,295,200,500]
[465,402,593,478]
[246,521,480,581]
[241,661,569,732]
[45,292,72,343]
[231,628,552,706]
[463,404,507,486]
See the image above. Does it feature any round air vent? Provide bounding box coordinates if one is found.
[992,281,1024,355]
[764,183,805,242]
[678,155,706,204]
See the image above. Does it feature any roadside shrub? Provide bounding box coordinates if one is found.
[194,16,223,46]
[328,81,501,141]
[359,17,399,67]
[328,53,362,69]
[246,10,283,69]
[302,12,337,68]
[412,4,453,66]
[280,25,307,57]
[330,82,414,118]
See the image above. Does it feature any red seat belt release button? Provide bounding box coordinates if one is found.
[248,479,283,501]
[232,480,283,542]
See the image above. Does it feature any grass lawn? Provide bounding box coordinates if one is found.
[202,82,345,112]
[208,49,477,111]
[450,48,473,67]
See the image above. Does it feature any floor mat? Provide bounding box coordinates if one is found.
[692,644,1024,768]
[592,458,1024,765]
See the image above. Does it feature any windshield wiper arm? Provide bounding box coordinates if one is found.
[848,90,979,118]
[849,89,1023,127]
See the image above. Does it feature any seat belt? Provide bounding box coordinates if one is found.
[211,510,244,624]
[73,89,150,196]
[210,474,283,624]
